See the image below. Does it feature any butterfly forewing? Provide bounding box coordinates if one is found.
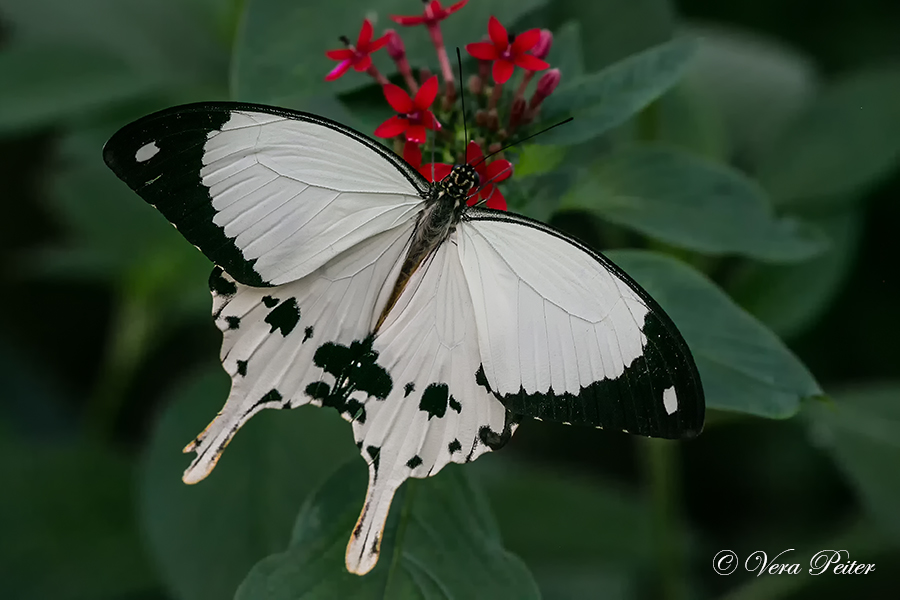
[102,103,429,286]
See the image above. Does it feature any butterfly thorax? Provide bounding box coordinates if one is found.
[373,165,478,331]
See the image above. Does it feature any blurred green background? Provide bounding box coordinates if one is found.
[1,0,899,599]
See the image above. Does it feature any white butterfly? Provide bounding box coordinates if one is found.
[104,103,704,575]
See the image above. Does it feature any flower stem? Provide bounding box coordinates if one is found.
[366,64,390,87]
[640,436,688,600]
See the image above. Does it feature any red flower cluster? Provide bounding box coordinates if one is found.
[324,4,563,212]
[374,76,441,144]
[325,20,389,82]
[466,17,549,84]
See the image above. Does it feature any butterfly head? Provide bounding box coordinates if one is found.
[443,164,479,206]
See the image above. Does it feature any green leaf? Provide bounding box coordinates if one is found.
[473,458,652,567]
[731,209,864,339]
[654,81,728,160]
[139,367,358,600]
[0,433,158,600]
[683,23,819,163]
[606,250,822,417]
[564,145,827,261]
[0,43,161,133]
[757,65,900,206]
[539,38,697,146]
[233,0,543,105]
[807,384,900,542]
[548,0,674,72]
[237,460,540,599]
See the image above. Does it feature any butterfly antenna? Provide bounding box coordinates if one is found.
[470,117,573,169]
[456,48,469,147]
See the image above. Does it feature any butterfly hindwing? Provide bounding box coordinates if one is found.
[458,209,704,439]
[102,102,429,286]
[345,238,517,575]
[182,221,415,484]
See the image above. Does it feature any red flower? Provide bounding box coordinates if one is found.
[403,142,452,181]
[391,0,468,26]
[464,141,512,210]
[466,16,549,84]
[325,19,389,81]
[374,75,441,143]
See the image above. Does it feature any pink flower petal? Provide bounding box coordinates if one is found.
[382,83,415,113]
[374,115,408,138]
[488,16,508,51]
[353,55,372,72]
[390,14,427,26]
[492,59,515,84]
[445,0,468,17]
[405,124,428,144]
[465,140,484,165]
[514,54,549,71]
[403,141,422,168]
[486,160,513,183]
[511,28,540,54]
[484,188,507,210]
[326,48,354,60]
[422,110,442,130]
[466,42,499,61]
[357,18,373,48]
[368,33,390,53]
[325,59,352,81]
[415,75,439,110]
[420,163,453,182]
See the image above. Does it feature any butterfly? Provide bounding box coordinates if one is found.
[103,102,704,575]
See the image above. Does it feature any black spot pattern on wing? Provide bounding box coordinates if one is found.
[225,316,240,330]
[448,439,462,454]
[265,297,300,336]
[366,445,380,471]
[475,314,704,439]
[262,295,279,308]
[449,397,462,413]
[236,360,247,377]
[304,335,392,424]
[406,455,423,469]
[303,326,314,343]
[419,383,452,420]
[477,410,520,452]
[404,382,415,397]
[242,388,283,418]
[209,266,236,297]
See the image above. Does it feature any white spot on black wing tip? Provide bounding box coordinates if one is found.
[135,141,160,162]
[663,386,678,415]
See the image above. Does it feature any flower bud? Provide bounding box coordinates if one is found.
[468,73,483,96]
[508,96,525,130]
[535,68,560,99]
[386,29,405,60]
[532,29,553,60]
